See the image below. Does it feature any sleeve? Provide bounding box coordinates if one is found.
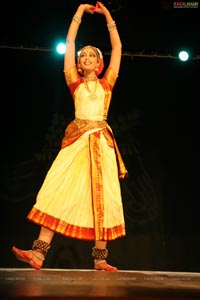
[63,65,82,98]
[103,67,118,90]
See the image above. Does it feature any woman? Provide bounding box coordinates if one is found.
[12,1,128,272]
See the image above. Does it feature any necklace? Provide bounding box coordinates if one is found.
[84,76,98,99]
[84,74,97,81]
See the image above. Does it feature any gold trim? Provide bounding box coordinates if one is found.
[89,131,104,240]
[104,67,118,87]
[64,65,79,86]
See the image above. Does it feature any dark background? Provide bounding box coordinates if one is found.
[1,0,200,271]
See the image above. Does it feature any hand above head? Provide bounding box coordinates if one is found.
[81,4,96,14]
[94,1,109,15]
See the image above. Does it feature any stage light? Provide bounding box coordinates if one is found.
[56,42,66,55]
[178,50,190,62]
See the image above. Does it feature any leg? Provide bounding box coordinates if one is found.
[12,226,54,270]
[92,240,118,272]
[37,226,55,244]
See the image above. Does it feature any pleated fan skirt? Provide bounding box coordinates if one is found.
[27,128,126,241]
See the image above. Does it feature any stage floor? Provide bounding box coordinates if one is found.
[0,268,200,300]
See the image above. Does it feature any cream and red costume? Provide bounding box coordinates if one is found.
[27,66,128,241]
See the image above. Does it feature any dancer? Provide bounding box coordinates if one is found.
[12,2,128,272]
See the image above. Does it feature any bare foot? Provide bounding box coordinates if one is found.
[94,260,118,272]
[12,246,44,270]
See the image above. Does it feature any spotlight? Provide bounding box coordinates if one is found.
[178,50,190,62]
[56,42,66,55]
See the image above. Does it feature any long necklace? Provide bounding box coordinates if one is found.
[84,76,98,99]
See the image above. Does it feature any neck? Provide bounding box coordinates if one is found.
[84,74,97,81]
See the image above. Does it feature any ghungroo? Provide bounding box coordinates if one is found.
[92,247,108,260]
[32,240,51,256]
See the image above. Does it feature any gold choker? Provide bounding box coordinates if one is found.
[84,75,97,81]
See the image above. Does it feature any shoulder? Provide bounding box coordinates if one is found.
[64,65,83,97]
[102,67,118,87]
[64,65,82,86]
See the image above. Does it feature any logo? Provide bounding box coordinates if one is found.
[173,2,199,8]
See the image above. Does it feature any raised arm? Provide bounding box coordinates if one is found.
[95,1,122,75]
[64,4,95,72]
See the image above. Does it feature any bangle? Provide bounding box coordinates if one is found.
[107,20,117,31]
[72,15,81,24]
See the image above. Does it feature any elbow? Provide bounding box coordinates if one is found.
[119,42,122,52]
[116,43,122,54]
[113,40,122,52]
[66,38,74,44]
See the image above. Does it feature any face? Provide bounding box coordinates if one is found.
[78,47,99,74]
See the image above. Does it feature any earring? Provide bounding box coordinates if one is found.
[77,63,82,73]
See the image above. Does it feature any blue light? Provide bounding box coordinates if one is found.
[178,50,190,62]
[56,43,66,55]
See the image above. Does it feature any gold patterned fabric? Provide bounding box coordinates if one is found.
[62,66,128,179]
[27,65,127,241]
[64,65,80,86]
[61,119,127,179]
